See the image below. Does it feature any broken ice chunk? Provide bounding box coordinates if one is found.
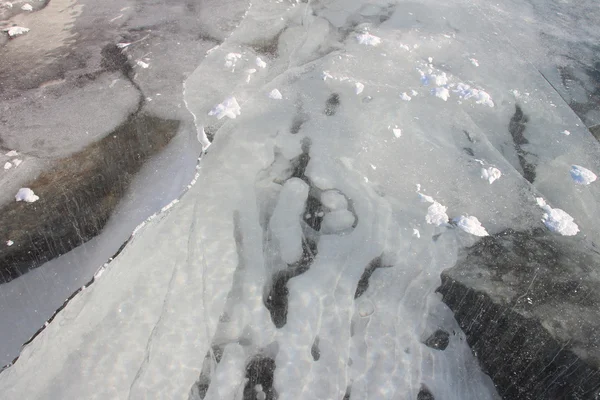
[433,72,448,86]
[434,87,450,101]
[426,202,449,226]
[5,150,18,157]
[116,42,130,49]
[256,57,267,68]
[208,97,241,120]
[13,159,22,167]
[392,128,402,138]
[224,53,242,70]
[356,32,381,46]
[562,130,571,136]
[453,215,489,236]
[21,3,32,11]
[268,89,283,99]
[6,240,14,246]
[469,58,479,67]
[413,228,420,238]
[4,26,30,37]
[536,197,579,236]
[136,60,149,68]
[15,188,39,203]
[400,92,412,101]
[481,167,501,184]
[4,162,12,170]
[321,190,348,211]
[322,210,355,233]
[355,82,364,95]
[570,165,597,185]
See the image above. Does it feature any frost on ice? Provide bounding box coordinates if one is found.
[570,165,597,185]
[15,188,39,203]
[356,32,381,46]
[454,216,489,237]
[481,167,502,184]
[208,97,241,119]
[268,89,283,100]
[536,198,579,236]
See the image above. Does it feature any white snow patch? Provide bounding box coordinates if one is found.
[434,87,450,101]
[400,92,412,101]
[21,3,32,11]
[322,210,355,233]
[454,83,494,107]
[469,58,479,67]
[116,42,130,49]
[433,72,448,86]
[136,61,149,69]
[4,162,12,170]
[321,190,348,211]
[196,126,211,151]
[4,26,29,37]
[426,202,449,226]
[481,167,502,184]
[224,53,242,71]
[570,165,597,185]
[15,188,39,203]
[454,215,489,236]
[268,89,283,100]
[562,130,571,136]
[356,32,381,46]
[355,82,364,95]
[6,240,14,246]
[5,150,18,157]
[255,57,267,68]
[412,228,420,238]
[208,97,241,120]
[536,197,579,236]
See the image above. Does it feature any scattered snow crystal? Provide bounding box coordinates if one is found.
[454,215,489,236]
[224,53,242,70]
[481,167,502,184]
[209,97,241,119]
[536,197,579,236]
[356,32,381,46]
[268,89,283,100]
[570,165,597,185]
[15,188,39,203]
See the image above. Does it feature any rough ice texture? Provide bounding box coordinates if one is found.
[570,165,597,185]
[536,198,579,236]
[356,32,381,46]
[208,96,241,119]
[15,188,39,203]
[481,167,501,184]
[454,215,489,237]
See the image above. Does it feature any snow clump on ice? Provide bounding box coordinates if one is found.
[536,197,579,236]
[453,215,489,236]
[570,165,597,185]
[356,32,381,46]
[15,188,39,203]
[209,97,241,119]
[481,167,502,184]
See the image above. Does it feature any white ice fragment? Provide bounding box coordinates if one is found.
[196,126,210,151]
[426,202,449,226]
[536,197,579,236]
[411,89,418,96]
[268,89,283,99]
[392,128,402,138]
[4,162,12,170]
[400,92,412,101]
[5,26,30,37]
[321,190,348,211]
[418,192,434,203]
[270,178,310,264]
[208,97,241,120]
[255,57,267,68]
[116,42,130,49]
[322,210,356,233]
[224,53,242,70]
[570,165,597,185]
[469,58,479,67]
[434,87,450,101]
[428,57,433,63]
[433,72,448,86]
[356,32,381,46]
[136,60,149,68]
[6,240,14,246]
[481,167,501,184]
[413,228,420,238]
[5,150,18,157]
[355,82,364,95]
[15,188,39,203]
[21,3,32,11]
[562,130,571,136]
[454,83,494,107]
[454,215,489,236]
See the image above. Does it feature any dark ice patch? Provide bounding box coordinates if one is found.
[304,192,324,232]
[243,356,277,400]
[417,385,435,400]
[355,256,389,299]
[508,105,536,183]
[424,329,450,351]
[311,336,320,361]
[324,93,340,116]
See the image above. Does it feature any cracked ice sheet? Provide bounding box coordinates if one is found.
[2,0,600,399]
